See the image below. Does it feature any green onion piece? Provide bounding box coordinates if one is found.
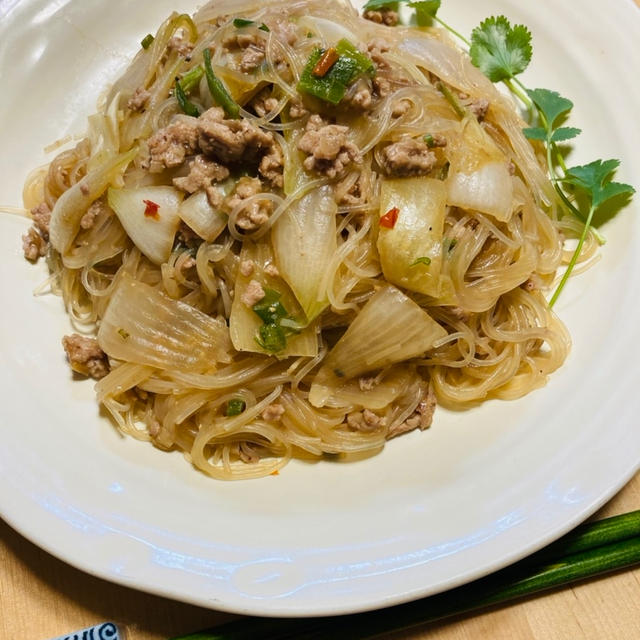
[225,399,246,416]
[252,289,288,325]
[179,66,204,93]
[423,134,435,147]
[141,34,154,50]
[203,48,240,119]
[436,80,466,119]
[259,23,270,32]
[233,18,254,28]
[170,511,640,640]
[257,323,287,353]
[410,256,432,267]
[297,38,375,105]
[174,79,200,117]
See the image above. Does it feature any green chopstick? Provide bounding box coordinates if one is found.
[173,510,640,640]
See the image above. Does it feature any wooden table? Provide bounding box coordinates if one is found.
[2,472,639,640]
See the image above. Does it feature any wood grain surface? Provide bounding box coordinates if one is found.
[2,473,639,640]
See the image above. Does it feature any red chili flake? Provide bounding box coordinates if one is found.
[312,47,339,77]
[143,199,160,220]
[380,207,399,229]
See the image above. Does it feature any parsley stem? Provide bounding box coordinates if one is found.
[433,16,470,46]
[549,203,596,307]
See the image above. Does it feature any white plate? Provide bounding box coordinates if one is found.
[0,0,639,618]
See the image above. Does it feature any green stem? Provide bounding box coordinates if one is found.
[435,81,466,118]
[432,16,470,46]
[505,77,533,112]
[549,203,596,307]
[173,512,640,640]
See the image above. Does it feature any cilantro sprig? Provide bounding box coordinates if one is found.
[404,7,635,305]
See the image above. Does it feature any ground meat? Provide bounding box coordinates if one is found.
[346,409,387,432]
[458,94,490,121]
[250,88,280,117]
[297,115,361,178]
[258,141,284,188]
[223,32,261,50]
[379,137,437,177]
[264,264,280,277]
[387,384,436,439]
[172,154,230,203]
[177,222,203,248]
[223,32,265,72]
[30,202,51,237]
[224,177,273,231]
[22,227,47,262]
[146,117,199,173]
[468,98,490,120]
[261,403,285,422]
[197,107,276,164]
[363,8,398,26]
[239,259,255,277]
[80,199,107,230]
[392,98,412,118]
[167,35,194,57]
[241,45,266,72]
[343,78,374,111]
[373,76,391,98]
[426,134,447,148]
[62,334,110,379]
[127,87,151,112]
[241,279,266,307]
[288,99,309,119]
[269,17,298,46]
[367,38,391,70]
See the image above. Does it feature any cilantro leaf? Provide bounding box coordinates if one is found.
[410,0,441,25]
[527,88,573,129]
[564,159,635,210]
[522,127,547,141]
[550,127,582,143]
[470,16,532,82]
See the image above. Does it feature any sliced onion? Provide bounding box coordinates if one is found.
[272,185,337,322]
[447,161,514,222]
[108,185,182,265]
[50,148,138,254]
[98,274,232,372]
[179,190,229,242]
[377,177,447,297]
[309,286,447,407]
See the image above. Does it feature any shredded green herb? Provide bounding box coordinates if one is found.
[410,256,432,267]
[174,79,200,117]
[423,134,435,148]
[233,17,270,31]
[117,328,130,339]
[140,34,154,50]
[233,18,254,28]
[203,48,240,119]
[225,399,246,416]
[297,39,375,104]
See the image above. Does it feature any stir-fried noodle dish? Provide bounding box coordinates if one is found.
[22,0,600,480]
